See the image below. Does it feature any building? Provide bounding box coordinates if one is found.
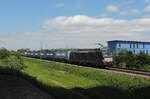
[108,40,150,55]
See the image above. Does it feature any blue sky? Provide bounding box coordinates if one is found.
[1,0,150,49]
[0,0,149,33]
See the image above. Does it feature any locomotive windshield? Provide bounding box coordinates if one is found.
[101,48,112,58]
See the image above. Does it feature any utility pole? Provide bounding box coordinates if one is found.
[45,44,47,50]
[40,41,43,59]
[65,42,68,51]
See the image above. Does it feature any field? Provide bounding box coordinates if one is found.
[21,57,150,99]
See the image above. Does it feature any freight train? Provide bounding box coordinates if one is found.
[22,49,113,68]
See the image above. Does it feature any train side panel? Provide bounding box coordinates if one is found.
[54,51,71,62]
[44,51,55,60]
[69,50,104,68]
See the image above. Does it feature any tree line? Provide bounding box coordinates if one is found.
[113,50,150,70]
[17,48,79,53]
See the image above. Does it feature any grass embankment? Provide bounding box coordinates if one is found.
[22,58,150,99]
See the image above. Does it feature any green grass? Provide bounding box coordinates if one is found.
[20,57,150,99]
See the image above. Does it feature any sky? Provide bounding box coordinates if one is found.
[1,0,150,50]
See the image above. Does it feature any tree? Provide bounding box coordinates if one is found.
[125,50,135,69]
[17,48,30,53]
[112,51,119,66]
[136,51,150,69]
[0,49,26,71]
[0,48,10,59]
[113,49,150,69]
[117,50,127,68]
[7,55,25,70]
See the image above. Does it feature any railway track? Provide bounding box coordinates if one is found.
[25,57,150,79]
[106,67,150,76]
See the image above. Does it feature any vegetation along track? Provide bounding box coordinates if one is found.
[25,57,150,80]
[106,67,150,77]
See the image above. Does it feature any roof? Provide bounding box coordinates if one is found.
[107,40,150,44]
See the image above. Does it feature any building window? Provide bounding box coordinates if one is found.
[140,44,142,48]
[133,50,135,54]
[123,44,125,48]
[119,43,121,48]
[139,44,141,48]
[130,44,132,48]
[137,43,139,48]
[133,44,136,48]
[143,44,146,48]
[135,44,136,48]
[146,50,149,54]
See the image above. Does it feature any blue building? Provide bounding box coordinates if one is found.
[108,40,150,55]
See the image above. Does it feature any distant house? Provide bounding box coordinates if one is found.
[108,40,150,55]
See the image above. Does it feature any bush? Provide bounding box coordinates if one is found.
[136,52,150,68]
[7,55,25,71]
[0,48,10,59]
[17,48,30,53]
[118,50,127,67]
[126,51,136,69]
[112,51,119,66]
[0,49,25,71]
[113,50,150,69]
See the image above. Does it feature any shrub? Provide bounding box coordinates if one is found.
[0,49,25,71]
[113,50,150,69]
[7,55,25,71]
[126,51,136,69]
[0,48,10,59]
[17,48,30,53]
[136,52,150,68]
[112,51,119,66]
[118,50,127,67]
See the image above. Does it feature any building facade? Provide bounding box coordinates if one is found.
[108,40,150,55]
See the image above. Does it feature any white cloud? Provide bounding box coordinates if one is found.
[100,13,107,18]
[1,15,150,50]
[144,5,150,12]
[106,5,118,13]
[120,9,140,16]
[56,2,64,7]
[145,0,150,3]
[142,14,150,18]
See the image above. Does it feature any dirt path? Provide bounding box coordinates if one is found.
[0,75,55,99]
